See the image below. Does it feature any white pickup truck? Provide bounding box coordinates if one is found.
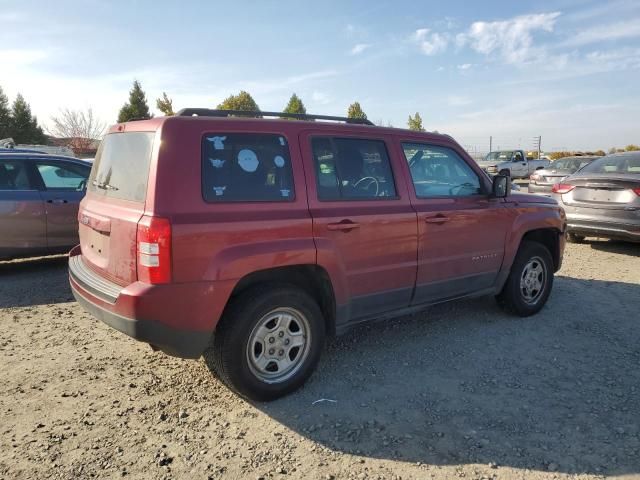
[477,150,550,179]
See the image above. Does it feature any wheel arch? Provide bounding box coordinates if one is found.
[521,228,562,271]
[226,264,337,336]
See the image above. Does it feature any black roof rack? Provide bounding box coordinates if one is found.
[175,108,375,126]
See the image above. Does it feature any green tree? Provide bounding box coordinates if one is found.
[549,151,573,160]
[156,92,175,116]
[594,149,606,156]
[282,93,306,118]
[608,147,617,154]
[10,94,45,144]
[624,144,640,151]
[117,80,152,123]
[217,91,260,115]
[347,102,367,120]
[407,112,425,131]
[0,86,11,139]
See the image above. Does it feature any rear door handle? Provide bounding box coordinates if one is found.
[327,220,360,232]
[46,199,68,204]
[425,215,449,224]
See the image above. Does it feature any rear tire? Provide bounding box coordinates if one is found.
[496,241,554,317]
[567,232,585,243]
[204,285,325,401]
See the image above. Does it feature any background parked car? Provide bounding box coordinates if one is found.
[477,149,550,179]
[529,155,600,195]
[552,151,640,243]
[0,153,91,259]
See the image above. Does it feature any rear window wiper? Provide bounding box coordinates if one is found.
[92,180,119,191]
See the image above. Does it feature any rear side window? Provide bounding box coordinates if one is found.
[0,160,32,190]
[88,132,154,202]
[311,137,397,200]
[201,133,294,202]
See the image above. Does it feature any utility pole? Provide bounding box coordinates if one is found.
[532,135,542,158]
[489,136,492,153]
[538,135,542,159]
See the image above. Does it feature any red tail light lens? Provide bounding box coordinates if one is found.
[633,187,640,196]
[552,183,575,194]
[136,215,172,284]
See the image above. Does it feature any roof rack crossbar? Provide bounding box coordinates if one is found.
[175,108,374,126]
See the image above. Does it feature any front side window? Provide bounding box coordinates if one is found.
[0,160,32,190]
[402,143,482,198]
[311,137,397,200]
[201,133,294,202]
[36,162,89,190]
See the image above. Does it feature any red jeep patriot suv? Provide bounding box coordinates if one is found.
[69,109,566,401]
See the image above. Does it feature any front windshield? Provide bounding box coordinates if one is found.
[579,154,640,175]
[485,151,514,162]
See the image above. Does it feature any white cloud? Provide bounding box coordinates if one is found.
[565,20,640,46]
[311,91,331,105]
[585,47,640,70]
[564,0,640,23]
[0,12,24,22]
[457,63,472,70]
[0,48,49,66]
[350,43,371,55]
[436,66,445,71]
[237,70,339,97]
[459,12,561,63]
[447,95,472,106]
[412,28,448,55]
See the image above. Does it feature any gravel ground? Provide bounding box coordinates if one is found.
[0,241,639,480]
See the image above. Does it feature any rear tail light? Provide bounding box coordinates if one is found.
[552,183,575,194]
[136,215,172,284]
[633,187,640,196]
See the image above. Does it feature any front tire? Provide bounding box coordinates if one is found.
[499,169,511,178]
[496,241,554,316]
[204,285,325,401]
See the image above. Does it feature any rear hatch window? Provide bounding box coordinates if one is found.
[89,132,154,202]
[201,133,294,202]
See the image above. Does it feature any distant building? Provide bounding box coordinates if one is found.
[49,137,101,158]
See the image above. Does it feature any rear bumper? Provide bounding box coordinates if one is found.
[528,183,553,195]
[566,219,640,242]
[68,246,234,358]
[71,283,210,358]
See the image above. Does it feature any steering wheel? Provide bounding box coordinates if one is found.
[449,182,475,196]
[354,176,379,196]
[408,150,423,168]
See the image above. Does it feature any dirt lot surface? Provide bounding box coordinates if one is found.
[1,241,639,480]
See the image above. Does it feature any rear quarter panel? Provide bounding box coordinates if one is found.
[151,118,315,286]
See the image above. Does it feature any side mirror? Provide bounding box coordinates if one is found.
[492,174,511,198]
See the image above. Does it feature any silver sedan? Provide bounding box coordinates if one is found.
[552,152,640,243]
[529,156,599,195]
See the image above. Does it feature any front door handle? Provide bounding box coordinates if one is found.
[425,214,449,224]
[46,199,68,204]
[327,220,360,232]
